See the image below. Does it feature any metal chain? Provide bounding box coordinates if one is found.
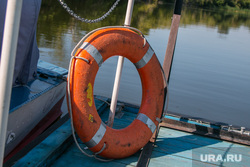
[57,0,121,23]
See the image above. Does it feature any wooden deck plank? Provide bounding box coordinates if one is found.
[13,120,73,167]
[149,126,250,167]
[55,102,141,166]
[155,136,250,157]
[74,136,141,166]
[14,98,250,166]
[155,135,250,157]
[101,118,133,129]
[153,141,250,166]
[99,106,136,130]
[50,143,136,167]
[152,138,218,166]
[100,108,137,120]
[51,103,140,167]
[113,152,141,166]
[123,105,139,114]
[158,127,250,152]
[149,151,217,167]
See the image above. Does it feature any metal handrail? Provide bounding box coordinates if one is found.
[0,0,23,165]
[107,0,135,128]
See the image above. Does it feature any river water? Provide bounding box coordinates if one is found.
[37,1,250,128]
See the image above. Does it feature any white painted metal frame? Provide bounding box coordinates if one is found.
[0,0,23,165]
[107,0,135,127]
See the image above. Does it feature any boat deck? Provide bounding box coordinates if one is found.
[12,97,250,167]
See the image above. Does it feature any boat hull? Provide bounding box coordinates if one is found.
[4,60,67,159]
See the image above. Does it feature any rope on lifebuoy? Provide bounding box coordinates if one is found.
[67,55,113,162]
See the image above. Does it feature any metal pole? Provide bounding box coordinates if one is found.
[107,0,134,127]
[0,0,23,165]
[162,0,183,82]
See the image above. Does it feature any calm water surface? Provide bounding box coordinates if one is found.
[37,1,250,128]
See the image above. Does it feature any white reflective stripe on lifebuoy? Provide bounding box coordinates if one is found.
[136,113,156,133]
[84,121,106,148]
[80,42,103,66]
[134,46,154,69]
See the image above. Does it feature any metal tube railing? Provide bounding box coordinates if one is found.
[107,0,135,127]
[0,0,23,165]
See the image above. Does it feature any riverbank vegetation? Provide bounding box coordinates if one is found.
[39,0,250,36]
[163,0,250,9]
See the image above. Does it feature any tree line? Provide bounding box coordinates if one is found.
[180,0,250,9]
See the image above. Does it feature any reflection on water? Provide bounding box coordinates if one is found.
[37,0,250,128]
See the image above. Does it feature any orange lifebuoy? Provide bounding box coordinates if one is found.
[68,27,165,159]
